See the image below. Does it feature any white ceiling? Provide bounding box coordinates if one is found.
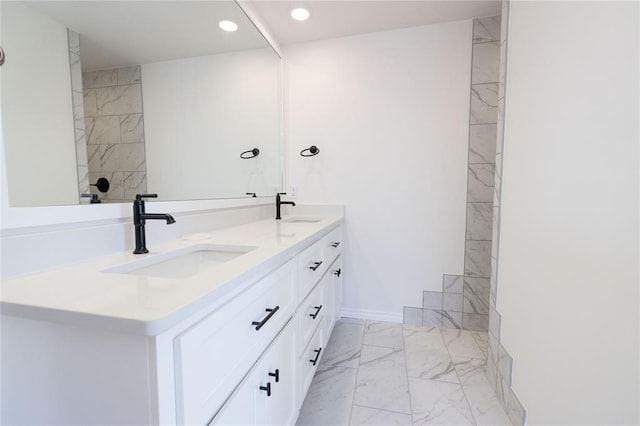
[250,0,502,46]
[20,0,501,71]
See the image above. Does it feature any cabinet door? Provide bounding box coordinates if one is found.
[255,322,296,426]
[209,379,255,426]
[332,257,343,324]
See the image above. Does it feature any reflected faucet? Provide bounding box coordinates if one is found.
[133,194,176,254]
[275,192,295,220]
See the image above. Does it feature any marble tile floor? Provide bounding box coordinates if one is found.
[297,318,511,426]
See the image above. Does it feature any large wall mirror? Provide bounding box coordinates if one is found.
[1,1,282,207]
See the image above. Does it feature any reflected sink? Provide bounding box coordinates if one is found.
[104,244,257,279]
[283,218,322,223]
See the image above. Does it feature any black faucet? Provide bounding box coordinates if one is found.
[275,192,296,220]
[133,194,176,254]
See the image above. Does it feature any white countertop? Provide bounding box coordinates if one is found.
[0,215,343,336]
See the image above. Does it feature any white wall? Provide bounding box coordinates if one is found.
[1,2,78,207]
[497,2,639,424]
[142,48,281,200]
[285,21,472,319]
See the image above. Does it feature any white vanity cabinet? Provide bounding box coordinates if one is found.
[1,222,343,426]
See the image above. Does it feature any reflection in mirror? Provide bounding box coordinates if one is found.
[1,1,282,207]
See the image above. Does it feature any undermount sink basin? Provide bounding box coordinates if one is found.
[103,244,257,279]
[283,218,322,223]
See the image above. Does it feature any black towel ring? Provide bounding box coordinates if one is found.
[300,145,320,157]
[240,148,260,159]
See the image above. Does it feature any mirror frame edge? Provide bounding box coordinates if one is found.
[0,1,285,232]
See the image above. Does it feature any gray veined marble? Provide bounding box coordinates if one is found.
[465,240,492,278]
[83,69,118,89]
[297,364,358,426]
[403,326,458,383]
[123,172,147,201]
[320,319,365,368]
[349,405,412,426]
[443,274,463,294]
[363,321,404,349]
[488,305,501,340]
[89,171,124,201]
[470,83,499,124]
[422,309,443,327]
[117,66,142,85]
[403,306,423,325]
[77,166,90,195]
[463,277,490,315]
[83,89,98,118]
[507,389,527,426]
[73,91,88,129]
[452,356,487,387]
[442,311,463,329]
[409,377,474,426]
[463,375,512,426]
[96,143,146,173]
[463,313,489,332]
[120,114,145,143]
[86,116,121,145]
[441,328,485,359]
[469,124,498,164]
[473,16,501,43]
[443,293,463,312]
[69,53,83,93]
[467,164,495,203]
[422,291,443,310]
[472,42,500,85]
[96,84,143,116]
[466,202,493,241]
[68,29,80,55]
[75,129,88,167]
[353,345,411,414]
[497,343,513,386]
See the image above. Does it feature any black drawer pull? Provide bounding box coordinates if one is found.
[309,347,322,366]
[331,242,341,248]
[309,261,323,271]
[252,306,280,330]
[259,382,271,397]
[334,268,342,277]
[309,305,323,319]
[268,369,280,383]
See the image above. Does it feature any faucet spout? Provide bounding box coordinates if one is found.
[133,194,176,254]
[275,193,296,220]
[140,213,176,224]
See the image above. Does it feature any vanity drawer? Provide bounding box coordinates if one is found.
[296,278,325,357]
[174,259,296,426]
[322,227,343,266]
[298,323,324,403]
[297,239,327,301]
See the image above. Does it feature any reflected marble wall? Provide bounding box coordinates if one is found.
[83,65,147,203]
[68,29,89,202]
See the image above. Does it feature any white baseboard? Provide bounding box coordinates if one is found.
[339,307,403,323]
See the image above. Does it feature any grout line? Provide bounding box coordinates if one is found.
[401,323,414,423]
[347,320,369,425]
[440,326,479,425]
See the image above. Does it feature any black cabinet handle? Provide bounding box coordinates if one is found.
[331,242,341,248]
[259,382,271,397]
[309,348,322,366]
[309,261,323,271]
[309,305,323,319]
[334,268,342,277]
[268,369,280,383]
[252,306,280,330]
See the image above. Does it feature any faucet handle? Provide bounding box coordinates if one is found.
[277,192,287,196]
[136,194,158,201]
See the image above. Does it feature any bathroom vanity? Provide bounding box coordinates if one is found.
[1,216,343,425]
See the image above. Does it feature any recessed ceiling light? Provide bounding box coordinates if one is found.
[291,8,310,21]
[219,20,238,32]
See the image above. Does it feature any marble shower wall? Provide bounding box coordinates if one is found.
[403,16,501,333]
[68,29,89,202]
[83,65,147,203]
